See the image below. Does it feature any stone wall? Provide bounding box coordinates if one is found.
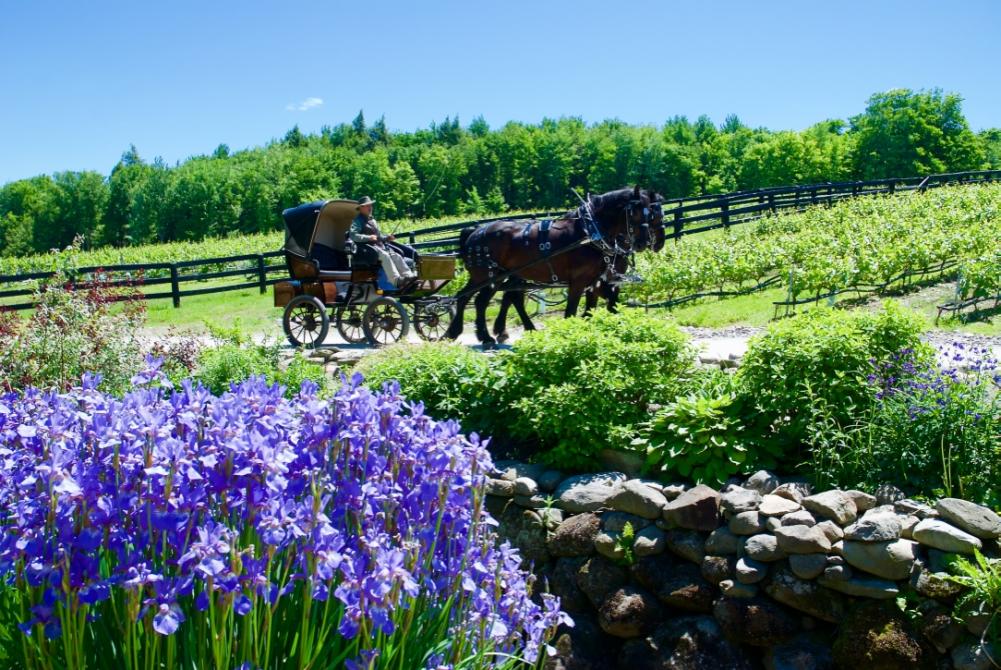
[486,462,1001,670]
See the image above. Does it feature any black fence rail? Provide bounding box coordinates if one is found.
[0,251,284,311]
[1,169,997,311]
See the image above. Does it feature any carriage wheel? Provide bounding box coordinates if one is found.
[282,295,329,349]
[362,297,410,346]
[413,302,456,342]
[335,304,367,344]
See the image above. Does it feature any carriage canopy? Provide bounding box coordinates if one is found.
[281,199,359,258]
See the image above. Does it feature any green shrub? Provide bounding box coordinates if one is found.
[353,341,498,430]
[193,332,327,397]
[498,310,694,469]
[637,371,784,486]
[810,344,1000,506]
[0,275,146,394]
[947,550,1001,644]
[736,302,929,459]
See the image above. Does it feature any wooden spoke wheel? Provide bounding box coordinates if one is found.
[362,297,410,346]
[335,304,367,344]
[282,295,329,349]
[413,301,456,342]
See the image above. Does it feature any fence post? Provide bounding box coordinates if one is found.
[721,201,730,230]
[256,254,267,294]
[673,209,683,240]
[170,264,180,308]
[768,193,776,213]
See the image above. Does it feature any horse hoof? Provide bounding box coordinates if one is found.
[496,332,509,344]
[481,341,497,351]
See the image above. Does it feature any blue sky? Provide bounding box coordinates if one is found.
[1,0,998,185]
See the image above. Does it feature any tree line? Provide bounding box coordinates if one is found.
[1,88,998,257]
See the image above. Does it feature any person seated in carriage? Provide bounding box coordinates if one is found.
[350,196,418,288]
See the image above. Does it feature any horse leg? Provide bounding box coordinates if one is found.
[473,286,498,349]
[583,285,599,317]
[564,283,587,319]
[510,291,537,332]
[445,281,476,340]
[493,291,513,343]
[603,284,620,314]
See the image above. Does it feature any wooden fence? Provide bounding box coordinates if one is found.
[1,169,998,311]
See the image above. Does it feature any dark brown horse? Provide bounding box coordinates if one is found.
[488,196,665,342]
[445,186,659,348]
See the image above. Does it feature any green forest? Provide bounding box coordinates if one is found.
[2,88,998,257]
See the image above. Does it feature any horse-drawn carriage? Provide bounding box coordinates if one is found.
[273,199,457,347]
[274,187,665,349]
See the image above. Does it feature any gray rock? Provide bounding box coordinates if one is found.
[764,633,834,670]
[843,512,903,542]
[745,534,788,562]
[701,555,735,585]
[548,513,601,557]
[618,616,752,670]
[719,579,758,598]
[781,509,817,527]
[494,460,548,482]
[760,494,803,517]
[814,520,844,543]
[536,470,562,493]
[817,574,899,599]
[513,476,538,497]
[549,556,590,615]
[951,640,1001,670]
[598,586,661,638]
[633,525,667,557]
[594,531,625,561]
[730,511,766,535]
[841,539,919,580]
[602,511,650,533]
[822,565,852,582]
[576,555,628,607]
[919,602,963,654]
[606,479,668,519]
[713,596,799,646]
[554,472,627,513]
[789,554,827,580]
[900,515,919,539]
[744,470,781,495]
[774,525,832,554]
[721,486,763,515]
[513,493,549,509]
[495,506,550,566]
[912,518,983,554]
[844,489,877,513]
[662,484,721,531]
[705,527,741,555]
[736,557,769,584]
[911,564,964,600]
[765,568,847,623]
[936,497,1001,539]
[874,483,906,505]
[654,563,717,613]
[773,481,812,503]
[660,483,687,501]
[895,498,938,519]
[665,529,706,564]
[765,516,783,532]
[802,490,858,525]
[485,478,515,497]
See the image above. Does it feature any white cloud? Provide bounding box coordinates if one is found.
[285,97,324,112]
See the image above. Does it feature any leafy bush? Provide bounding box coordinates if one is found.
[0,371,566,669]
[736,303,929,458]
[353,341,497,430]
[947,550,1001,644]
[637,370,783,486]
[0,274,146,394]
[498,310,694,469]
[810,343,1000,506]
[192,325,327,397]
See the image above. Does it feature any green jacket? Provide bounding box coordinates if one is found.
[350,213,381,245]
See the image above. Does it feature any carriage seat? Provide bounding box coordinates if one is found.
[312,243,349,271]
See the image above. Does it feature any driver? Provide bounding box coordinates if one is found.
[349,196,417,288]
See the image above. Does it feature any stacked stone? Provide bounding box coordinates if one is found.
[484,461,1001,670]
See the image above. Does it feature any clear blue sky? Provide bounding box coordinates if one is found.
[1,0,998,185]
